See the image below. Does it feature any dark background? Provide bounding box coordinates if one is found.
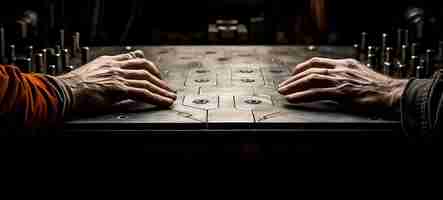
[1,0,442,47]
[1,0,442,156]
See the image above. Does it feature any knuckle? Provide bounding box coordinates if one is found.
[344,59,359,67]
[310,57,322,64]
[307,73,320,81]
[305,68,317,74]
[145,59,154,66]
[146,60,158,71]
[143,89,154,97]
[141,70,151,78]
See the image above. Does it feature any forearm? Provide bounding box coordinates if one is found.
[0,65,72,127]
[401,70,443,135]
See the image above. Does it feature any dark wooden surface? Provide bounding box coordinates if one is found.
[64,46,402,134]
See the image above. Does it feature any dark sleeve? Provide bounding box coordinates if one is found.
[0,64,72,128]
[401,70,443,135]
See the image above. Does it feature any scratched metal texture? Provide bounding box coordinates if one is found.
[65,46,401,132]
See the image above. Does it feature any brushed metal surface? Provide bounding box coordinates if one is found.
[65,46,400,132]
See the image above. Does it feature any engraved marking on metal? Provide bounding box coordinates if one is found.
[188,61,202,68]
[240,78,256,83]
[117,115,128,119]
[184,96,219,110]
[196,69,210,74]
[193,99,210,105]
[239,69,254,73]
[269,69,284,74]
[258,111,282,121]
[244,99,262,105]
[177,111,193,118]
[158,50,169,54]
[218,57,231,62]
[195,79,210,83]
[235,95,274,111]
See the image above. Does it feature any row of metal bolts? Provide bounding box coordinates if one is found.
[1,27,91,75]
[354,31,443,79]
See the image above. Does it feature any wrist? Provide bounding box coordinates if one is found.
[57,73,83,114]
[388,79,409,111]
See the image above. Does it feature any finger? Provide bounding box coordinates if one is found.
[285,87,338,104]
[119,58,162,78]
[127,87,175,107]
[130,50,145,58]
[108,53,133,61]
[291,57,337,76]
[126,79,177,100]
[115,68,176,92]
[278,74,336,95]
[108,50,145,61]
[279,68,330,87]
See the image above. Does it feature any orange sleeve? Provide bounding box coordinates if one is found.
[0,64,71,128]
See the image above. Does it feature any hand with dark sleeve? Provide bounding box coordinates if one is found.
[0,50,176,128]
[278,57,443,135]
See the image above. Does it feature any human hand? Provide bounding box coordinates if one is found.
[58,50,176,114]
[278,57,408,113]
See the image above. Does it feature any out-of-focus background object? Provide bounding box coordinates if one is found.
[1,0,440,46]
[1,0,442,78]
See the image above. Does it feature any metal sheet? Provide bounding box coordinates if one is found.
[66,46,401,132]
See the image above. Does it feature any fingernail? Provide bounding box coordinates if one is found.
[165,90,177,99]
[166,99,174,106]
